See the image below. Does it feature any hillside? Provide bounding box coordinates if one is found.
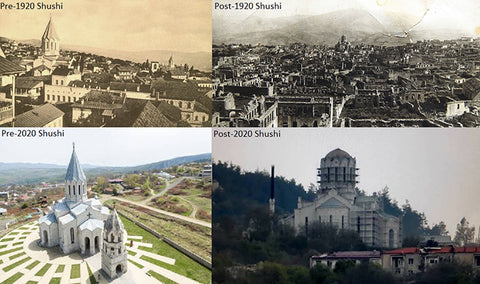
[0,153,211,185]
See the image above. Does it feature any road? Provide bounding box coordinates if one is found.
[100,196,211,229]
[140,177,187,205]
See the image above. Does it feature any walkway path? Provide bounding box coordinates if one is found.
[0,223,203,284]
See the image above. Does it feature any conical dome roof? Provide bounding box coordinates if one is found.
[42,17,60,41]
[104,209,125,234]
[65,143,86,181]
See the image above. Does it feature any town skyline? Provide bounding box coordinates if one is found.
[0,0,211,53]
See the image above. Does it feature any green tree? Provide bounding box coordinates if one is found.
[454,217,476,246]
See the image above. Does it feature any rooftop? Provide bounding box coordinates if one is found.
[14,103,64,127]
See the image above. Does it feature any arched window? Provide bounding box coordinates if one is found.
[69,185,71,195]
[78,185,80,195]
[70,228,75,244]
[389,229,395,248]
[111,233,114,242]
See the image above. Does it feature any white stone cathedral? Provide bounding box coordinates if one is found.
[293,148,402,248]
[38,144,110,255]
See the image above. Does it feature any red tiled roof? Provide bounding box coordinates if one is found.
[383,247,419,254]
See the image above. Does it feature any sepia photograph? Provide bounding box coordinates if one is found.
[0,0,212,127]
[0,128,212,283]
[212,128,480,282]
[213,0,480,127]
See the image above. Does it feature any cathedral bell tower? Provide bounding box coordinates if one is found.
[65,143,87,203]
[102,209,128,279]
[41,17,60,56]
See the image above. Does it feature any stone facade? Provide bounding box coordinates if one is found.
[38,144,110,255]
[293,148,402,248]
[102,209,128,279]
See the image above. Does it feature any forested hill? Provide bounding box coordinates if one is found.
[213,162,315,223]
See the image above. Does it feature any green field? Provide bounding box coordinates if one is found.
[3,272,24,284]
[70,264,80,279]
[127,258,144,269]
[26,260,40,270]
[55,264,65,273]
[35,263,52,276]
[0,247,22,256]
[104,200,211,262]
[120,215,211,284]
[148,270,178,284]
[4,256,31,272]
[49,278,61,284]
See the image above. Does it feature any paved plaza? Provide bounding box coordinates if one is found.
[0,222,201,283]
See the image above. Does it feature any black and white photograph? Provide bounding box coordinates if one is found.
[0,0,212,127]
[213,0,480,127]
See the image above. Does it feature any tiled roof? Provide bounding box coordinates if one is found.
[15,103,64,127]
[383,247,420,254]
[15,78,43,89]
[131,101,175,127]
[156,101,181,122]
[0,57,24,75]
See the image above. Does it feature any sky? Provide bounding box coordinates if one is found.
[213,128,480,237]
[0,0,212,53]
[0,128,211,167]
[213,0,480,36]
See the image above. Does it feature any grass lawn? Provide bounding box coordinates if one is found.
[8,232,19,235]
[70,264,80,279]
[19,236,27,240]
[26,260,40,270]
[105,200,211,262]
[55,264,65,273]
[120,216,211,284]
[0,246,22,256]
[13,241,23,246]
[26,281,38,284]
[87,263,96,284]
[18,227,29,230]
[35,263,52,276]
[3,272,24,284]
[8,251,25,260]
[148,270,177,284]
[22,231,31,235]
[0,244,6,249]
[127,250,137,256]
[3,256,31,272]
[127,258,144,269]
[122,194,148,202]
[0,237,15,242]
[49,278,61,284]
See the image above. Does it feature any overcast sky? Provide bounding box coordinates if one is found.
[214,0,480,36]
[213,128,480,237]
[0,0,211,53]
[0,128,211,167]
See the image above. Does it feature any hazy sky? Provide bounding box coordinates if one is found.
[0,0,211,53]
[214,0,480,36]
[213,128,480,236]
[0,128,211,167]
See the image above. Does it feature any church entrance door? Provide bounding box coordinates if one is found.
[116,264,122,276]
[85,237,91,255]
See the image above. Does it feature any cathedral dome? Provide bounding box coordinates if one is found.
[324,148,352,160]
